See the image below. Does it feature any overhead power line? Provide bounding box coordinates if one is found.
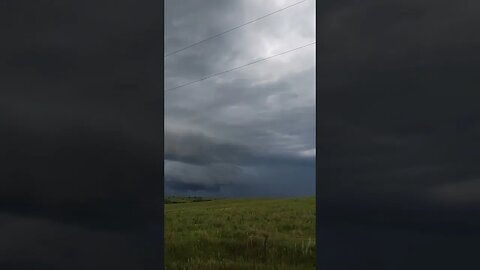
[164,0,308,58]
[165,41,315,93]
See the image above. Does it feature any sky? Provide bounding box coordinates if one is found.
[0,1,163,269]
[2,0,479,269]
[164,0,316,197]
[317,0,480,268]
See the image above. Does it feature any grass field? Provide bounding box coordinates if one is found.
[164,196,316,270]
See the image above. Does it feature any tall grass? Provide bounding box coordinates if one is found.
[165,197,315,270]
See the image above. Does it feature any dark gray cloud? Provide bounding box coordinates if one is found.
[1,0,162,268]
[165,129,314,167]
[164,128,314,196]
[318,0,480,268]
[164,0,316,196]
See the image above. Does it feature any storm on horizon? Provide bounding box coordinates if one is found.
[164,0,316,197]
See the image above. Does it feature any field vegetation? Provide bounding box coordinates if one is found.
[164,196,315,270]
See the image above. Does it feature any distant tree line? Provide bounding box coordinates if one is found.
[164,196,212,204]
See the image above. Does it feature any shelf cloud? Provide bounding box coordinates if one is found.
[164,0,316,197]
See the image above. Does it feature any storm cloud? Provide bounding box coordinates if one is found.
[318,0,480,268]
[164,0,316,196]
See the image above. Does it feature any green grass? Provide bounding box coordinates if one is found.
[165,196,315,270]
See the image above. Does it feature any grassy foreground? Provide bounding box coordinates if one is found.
[164,197,315,270]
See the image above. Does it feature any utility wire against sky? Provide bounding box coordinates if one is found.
[165,41,315,93]
[164,0,308,58]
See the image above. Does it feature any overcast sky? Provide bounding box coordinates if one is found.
[164,0,316,197]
